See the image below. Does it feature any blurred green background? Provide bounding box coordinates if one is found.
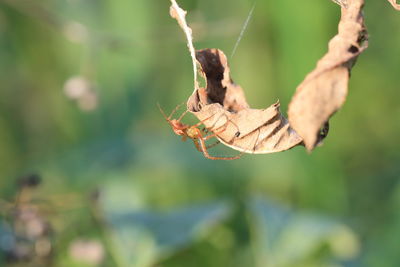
[1,0,400,266]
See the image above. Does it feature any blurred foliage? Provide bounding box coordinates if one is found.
[0,0,400,266]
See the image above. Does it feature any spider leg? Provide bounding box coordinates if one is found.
[203,123,228,141]
[169,102,186,120]
[206,140,220,149]
[157,102,186,121]
[199,113,241,141]
[195,128,242,160]
[177,109,189,122]
[191,114,216,129]
[191,138,203,152]
[157,103,170,121]
[198,136,242,160]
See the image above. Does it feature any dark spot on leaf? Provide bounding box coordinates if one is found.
[348,45,359,54]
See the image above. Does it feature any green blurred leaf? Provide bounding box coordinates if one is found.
[248,197,360,267]
[100,188,232,267]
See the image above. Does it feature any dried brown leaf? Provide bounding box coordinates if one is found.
[170,1,302,154]
[388,0,400,10]
[188,49,303,154]
[288,0,368,150]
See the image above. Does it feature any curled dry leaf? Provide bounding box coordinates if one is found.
[187,49,303,154]
[170,0,301,154]
[387,0,400,10]
[288,0,368,150]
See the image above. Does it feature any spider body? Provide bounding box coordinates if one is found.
[168,119,196,138]
[158,103,241,160]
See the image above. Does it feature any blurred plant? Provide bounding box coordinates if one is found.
[64,75,98,111]
[90,180,361,267]
[248,197,360,267]
[0,174,53,266]
[69,239,104,266]
[93,184,233,267]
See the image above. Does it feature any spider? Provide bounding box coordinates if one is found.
[158,103,242,160]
